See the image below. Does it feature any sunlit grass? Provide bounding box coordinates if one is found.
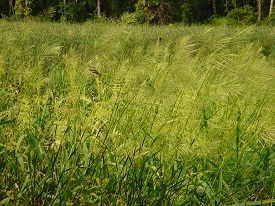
[0,20,275,205]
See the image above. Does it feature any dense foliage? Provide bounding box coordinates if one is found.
[0,0,275,24]
[0,20,275,205]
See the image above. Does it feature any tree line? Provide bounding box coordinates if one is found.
[0,0,274,24]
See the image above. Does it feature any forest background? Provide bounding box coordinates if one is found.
[0,0,275,25]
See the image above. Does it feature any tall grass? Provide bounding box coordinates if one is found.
[0,20,275,205]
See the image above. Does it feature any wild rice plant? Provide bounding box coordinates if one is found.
[0,20,275,205]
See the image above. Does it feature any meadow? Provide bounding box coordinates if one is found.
[0,20,275,205]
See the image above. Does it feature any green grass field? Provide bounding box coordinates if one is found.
[0,20,275,205]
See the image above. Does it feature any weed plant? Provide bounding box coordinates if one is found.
[0,20,275,205]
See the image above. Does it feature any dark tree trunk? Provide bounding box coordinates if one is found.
[63,0,66,13]
[270,0,274,16]
[258,0,262,22]
[9,0,14,15]
[213,0,217,15]
[97,0,101,17]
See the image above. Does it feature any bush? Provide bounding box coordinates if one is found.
[134,1,179,25]
[208,15,234,25]
[226,5,257,25]
[263,12,275,25]
[120,12,137,24]
[134,3,155,24]
[58,2,88,22]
